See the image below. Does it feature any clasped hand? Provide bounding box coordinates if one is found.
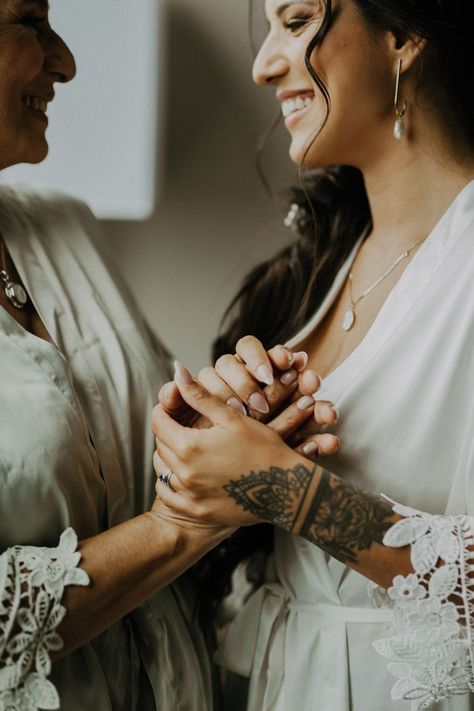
[151,337,339,529]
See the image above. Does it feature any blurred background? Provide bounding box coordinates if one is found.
[4,0,297,371]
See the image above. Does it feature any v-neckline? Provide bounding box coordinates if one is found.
[287,180,474,404]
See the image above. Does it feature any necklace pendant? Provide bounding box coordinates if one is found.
[342,308,355,332]
[4,280,28,309]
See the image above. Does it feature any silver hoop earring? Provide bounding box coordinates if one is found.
[393,59,407,140]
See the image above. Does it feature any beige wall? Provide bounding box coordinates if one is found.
[101,0,295,372]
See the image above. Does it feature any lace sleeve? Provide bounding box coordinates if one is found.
[0,528,90,711]
[369,501,474,709]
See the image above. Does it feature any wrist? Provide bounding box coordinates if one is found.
[143,510,235,560]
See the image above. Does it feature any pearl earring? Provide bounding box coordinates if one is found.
[393,59,407,140]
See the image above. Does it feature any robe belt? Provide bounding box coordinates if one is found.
[216,582,394,711]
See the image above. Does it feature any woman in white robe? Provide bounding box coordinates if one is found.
[151,0,474,708]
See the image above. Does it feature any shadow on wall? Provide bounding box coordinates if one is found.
[101,0,295,371]
[161,0,294,203]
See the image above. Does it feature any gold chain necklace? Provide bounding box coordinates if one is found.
[341,236,427,332]
[0,238,29,310]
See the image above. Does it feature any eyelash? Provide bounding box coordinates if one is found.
[283,16,313,33]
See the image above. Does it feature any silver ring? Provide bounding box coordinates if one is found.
[159,470,174,488]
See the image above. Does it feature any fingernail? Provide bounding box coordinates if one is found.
[174,360,194,385]
[227,397,247,415]
[248,392,270,414]
[280,369,298,386]
[303,441,319,456]
[294,351,308,372]
[255,363,274,386]
[330,407,339,422]
[310,377,323,399]
[282,347,295,365]
[297,395,315,410]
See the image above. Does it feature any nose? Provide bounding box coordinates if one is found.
[43,29,77,84]
[252,37,289,86]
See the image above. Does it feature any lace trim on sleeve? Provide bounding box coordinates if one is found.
[0,529,90,711]
[369,502,474,710]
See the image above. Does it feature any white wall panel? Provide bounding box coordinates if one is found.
[2,0,164,219]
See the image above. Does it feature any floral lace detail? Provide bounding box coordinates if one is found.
[0,529,90,710]
[370,502,474,710]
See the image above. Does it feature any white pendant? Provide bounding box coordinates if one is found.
[394,117,405,140]
[342,308,355,332]
[4,281,28,309]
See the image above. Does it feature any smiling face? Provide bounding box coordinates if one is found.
[0,0,76,169]
[253,0,398,169]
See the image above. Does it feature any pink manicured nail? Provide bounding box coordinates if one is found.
[303,441,319,456]
[227,397,247,415]
[293,351,309,372]
[174,361,194,385]
[280,346,294,365]
[297,395,315,410]
[248,392,270,414]
[280,369,298,386]
[255,363,274,386]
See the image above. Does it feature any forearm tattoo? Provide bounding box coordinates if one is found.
[224,465,394,565]
[299,471,394,564]
[223,464,315,529]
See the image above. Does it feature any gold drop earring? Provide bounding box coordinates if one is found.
[393,59,407,140]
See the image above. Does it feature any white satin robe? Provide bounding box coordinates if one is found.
[217,181,474,710]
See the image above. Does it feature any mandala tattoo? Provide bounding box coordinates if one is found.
[224,463,315,528]
[300,471,394,564]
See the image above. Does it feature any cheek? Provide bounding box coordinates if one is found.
[4,33,45,87]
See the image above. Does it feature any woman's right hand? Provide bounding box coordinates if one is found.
[159,337,339,459]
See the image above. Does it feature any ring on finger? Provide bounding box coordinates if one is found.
[159,469,175,491]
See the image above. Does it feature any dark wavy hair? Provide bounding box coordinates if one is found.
[197,0,474,625]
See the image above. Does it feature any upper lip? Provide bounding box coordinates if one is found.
[277,89,314,103]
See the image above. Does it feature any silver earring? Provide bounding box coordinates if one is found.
[393,59,407,140]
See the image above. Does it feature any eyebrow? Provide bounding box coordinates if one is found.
[276,1,317,17]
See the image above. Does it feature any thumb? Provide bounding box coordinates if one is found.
[174,361,237,425]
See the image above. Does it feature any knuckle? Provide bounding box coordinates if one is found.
[176,435,198,461]
[180,468,196,488]
[282,408,296,425]
[265,383,288,408]
[190,384,209,405]
[236,335,257,352]
[198,366,215,383]
[215,354,235,372]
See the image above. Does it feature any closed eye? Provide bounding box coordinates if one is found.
[284,17,311,31]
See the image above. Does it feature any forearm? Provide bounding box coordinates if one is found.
[225,458,413,588]
[57,513,229,657]
[291,466,413,587]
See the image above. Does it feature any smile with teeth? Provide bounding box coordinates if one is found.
[23,95,48,113]
[281,95,314,119]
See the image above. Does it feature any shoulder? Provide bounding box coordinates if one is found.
[0,183,98,237]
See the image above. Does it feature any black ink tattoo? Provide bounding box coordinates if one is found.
[224,463,315,528]
[300,471,394,564]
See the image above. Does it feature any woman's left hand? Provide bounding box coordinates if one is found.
[152,363,312,528]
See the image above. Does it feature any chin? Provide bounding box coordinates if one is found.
[24,142,49,165]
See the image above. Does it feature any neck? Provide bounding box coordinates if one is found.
[361,117,474,249]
